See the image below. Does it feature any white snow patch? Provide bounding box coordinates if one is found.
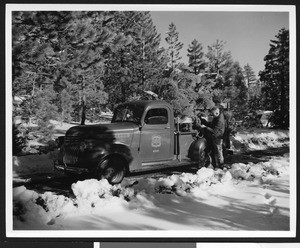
[13,154,290,231]
[11,128,291,231]
[231,129,289,152]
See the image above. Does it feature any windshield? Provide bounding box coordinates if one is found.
[111,104,144,124]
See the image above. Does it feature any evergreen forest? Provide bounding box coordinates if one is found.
[12,11,290,154]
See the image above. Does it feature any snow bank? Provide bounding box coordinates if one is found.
[231,129,289,152]
[13,186,58,229]
[13,154,290,230]
[229,154,289,181]
[12,128,290,231]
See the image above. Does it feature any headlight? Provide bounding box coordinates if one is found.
[79,141,87,152]
[79,140,95,151]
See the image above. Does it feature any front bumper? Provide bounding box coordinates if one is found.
[53,160,89,174]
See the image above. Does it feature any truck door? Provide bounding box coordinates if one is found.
[139,107,173,163]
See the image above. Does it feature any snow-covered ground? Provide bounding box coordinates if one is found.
[10,128,293,236]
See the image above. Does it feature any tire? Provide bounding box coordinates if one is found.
[98,157,125,184]
[188,138,211,168]
[198,150,212,168]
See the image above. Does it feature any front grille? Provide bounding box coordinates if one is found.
[63,136,81,165]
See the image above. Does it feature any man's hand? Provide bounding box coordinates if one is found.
[194,117,201,125]
[203,126,213,133]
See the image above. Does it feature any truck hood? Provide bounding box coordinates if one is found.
[66,122,139,142]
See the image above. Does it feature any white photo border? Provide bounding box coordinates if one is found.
[5,3,297,239]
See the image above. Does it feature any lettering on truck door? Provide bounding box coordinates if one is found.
[139,107,172,163]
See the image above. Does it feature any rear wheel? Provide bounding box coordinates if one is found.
[198,150,212,168]
[98,157,126,184]
[188,138,211,168]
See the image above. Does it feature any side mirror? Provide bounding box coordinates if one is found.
[139,121,146,130]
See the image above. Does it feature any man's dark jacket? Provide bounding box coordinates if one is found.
[201,113,226,139]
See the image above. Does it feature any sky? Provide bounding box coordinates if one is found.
[150,11,289,77]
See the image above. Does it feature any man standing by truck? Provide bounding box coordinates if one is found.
[200,106,226,169]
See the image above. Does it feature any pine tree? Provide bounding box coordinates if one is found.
[204,40,233,105]
[33,85,58,141]
[12,11,124,125]
[259,28,289,129]
[243,63,256,86]
[61,11,122,124]
[12,12,75,143]
[230,62,249,117]
[206,40,232,76]
[243,63,257,97]
[103,11,165,107]
[243,64,263,123]
[129,12,165,94]
[157,77,191,117]
[165,22,183,71]
[12,11,75,126]
[187,39,205,75]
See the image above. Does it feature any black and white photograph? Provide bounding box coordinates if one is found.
[6,4,296,239]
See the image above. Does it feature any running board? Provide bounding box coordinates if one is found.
[131,159,199,173]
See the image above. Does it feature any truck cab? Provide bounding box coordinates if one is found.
[54,100,210,184]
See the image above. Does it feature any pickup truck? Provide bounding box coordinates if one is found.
[54,100,222,184]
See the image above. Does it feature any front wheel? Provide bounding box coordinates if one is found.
[97,157,126,184]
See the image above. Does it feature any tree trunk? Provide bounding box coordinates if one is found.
[80,95,86,125]
[60,111,64,126]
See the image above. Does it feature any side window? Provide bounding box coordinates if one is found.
[144,108,168,125]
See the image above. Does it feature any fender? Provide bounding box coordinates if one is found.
[188,137,208,161]
[57,137,133,165]
[108,142,134,165]
[96,142,133,172]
